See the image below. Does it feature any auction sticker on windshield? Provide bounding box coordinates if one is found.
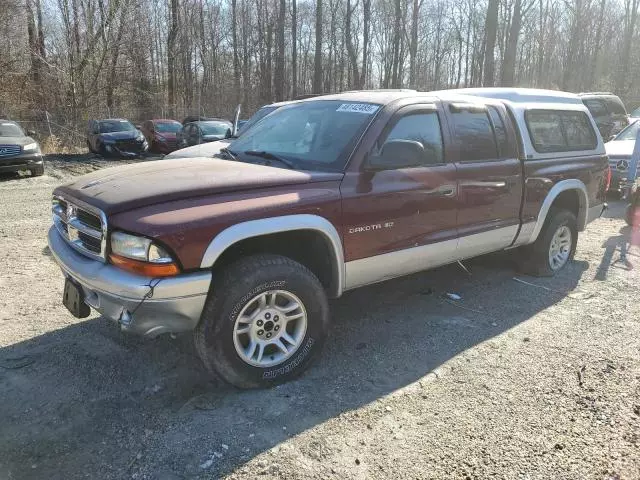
[336,103,380,114]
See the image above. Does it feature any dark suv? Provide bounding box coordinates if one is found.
[578,92,629,139]
[0,120,44,176]
[87,119,148,157]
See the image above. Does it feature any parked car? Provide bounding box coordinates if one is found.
[87,119,148,157]
[604,119,638,195]
[629,107,640,119]
[177,120,233,148]
[578,92,629,139]
[48,89,607,388]
[140,119,182,154]
[167,101,290,159]
[0,119,43,176]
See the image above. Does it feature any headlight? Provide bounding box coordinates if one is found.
[109,231,179,277]
[137,133,145,141]
[23,142,40,152]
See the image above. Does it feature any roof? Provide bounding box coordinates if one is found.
[434,87,583,105]
[152,118,181,123]
[577,92,619,97]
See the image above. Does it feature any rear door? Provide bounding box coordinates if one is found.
[445,101,523,259]
[341,101,459,289]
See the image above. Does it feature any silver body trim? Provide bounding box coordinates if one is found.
[199,214,345,297]
[516,179,589,246]
[48,226,211,337]
[344,225,518,290]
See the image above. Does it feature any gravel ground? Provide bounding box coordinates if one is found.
[0,156,639,480]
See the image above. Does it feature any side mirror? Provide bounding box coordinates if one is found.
[366,139,425,171]
[135,124,142,130]
[27,130,36,137]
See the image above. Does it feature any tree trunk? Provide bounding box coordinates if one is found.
[167,0,178,117]
[391,0,401,87]
[359,0,370,88]
[409,0,419,87]
[231,0,240,104]
[501,0,522,87]
[345,0,359,89]
[275,0,286,101]
[292,0,297,97]
[483,0,498,87]
[313,0,322,93]
[617,0,640,93]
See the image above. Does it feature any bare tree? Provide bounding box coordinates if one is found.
[313,0,322,93]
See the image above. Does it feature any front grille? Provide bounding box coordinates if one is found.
[114,140,143,152]
[0,145,21,157]
[52,196,106,261]
[608,156,629,171]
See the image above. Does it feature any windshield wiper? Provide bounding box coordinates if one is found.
[219,147,238,160]
[244,150,296,170]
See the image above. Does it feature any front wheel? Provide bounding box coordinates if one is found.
[194,254,330,389]
[519,208,578,277]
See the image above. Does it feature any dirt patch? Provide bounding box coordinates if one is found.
[0,161,638,479]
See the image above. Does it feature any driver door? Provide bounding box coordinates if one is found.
[340,103,459,290]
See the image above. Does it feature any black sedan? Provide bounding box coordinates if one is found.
[87,119,148,157]
[0,120,44,176]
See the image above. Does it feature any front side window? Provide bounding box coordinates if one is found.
[229,100,380,171]
[450,108,498,161]
[374,111,444,167]
[526,110,597,153]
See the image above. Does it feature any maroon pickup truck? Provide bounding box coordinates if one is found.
[48,89,608,388]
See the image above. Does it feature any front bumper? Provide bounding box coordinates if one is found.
[48,226,211,337]
[0,153,43,173]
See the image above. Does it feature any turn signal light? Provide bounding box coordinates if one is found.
[109,254,180,277]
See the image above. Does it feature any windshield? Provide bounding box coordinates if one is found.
[99,120,136,133]
[238,106,279,135]
[200,122,231,136]
[155,122,181,133]
[613,120,639,141]
[0,122,25,137]
[229,100,380,171]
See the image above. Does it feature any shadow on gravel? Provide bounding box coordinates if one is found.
[0,254,588,479]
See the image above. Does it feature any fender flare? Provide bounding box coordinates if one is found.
[199,214,345,297]
[528,179,589,243]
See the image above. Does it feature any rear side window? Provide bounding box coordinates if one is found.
[526,110,597,153]
[488,106,513,157]
[450,107,498,161]
[583,99,607,117]
[604,97,627,115]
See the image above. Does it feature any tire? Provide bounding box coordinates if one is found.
[30,165,44,177]
[519,208,578,277]
[194,254,330,389]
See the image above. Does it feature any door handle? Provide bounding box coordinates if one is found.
[415,184,457,196]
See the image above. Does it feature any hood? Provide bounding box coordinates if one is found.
[99,131,141,141]
[0,136,35,146]
[54,157,343,215]
[605,140,634,157]
[165,140,230,158]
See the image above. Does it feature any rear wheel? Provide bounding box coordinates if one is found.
[519,208,578,277]
[194,254,330,389]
